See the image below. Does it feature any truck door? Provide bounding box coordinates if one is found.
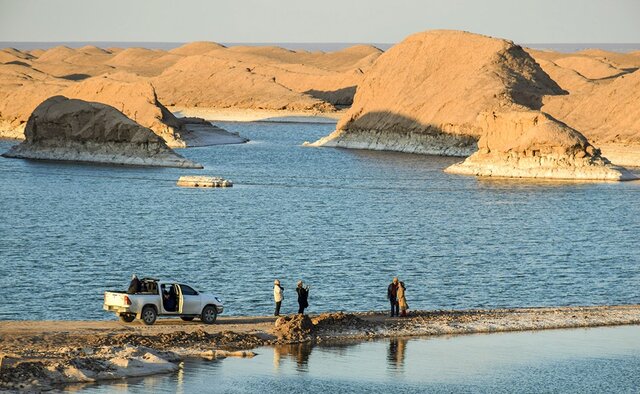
[177,284,201,315]
[176,284,183,314]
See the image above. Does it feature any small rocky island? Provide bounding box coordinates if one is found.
[177,176,233,187]
[445,111,637,181]
[2,96,203,168]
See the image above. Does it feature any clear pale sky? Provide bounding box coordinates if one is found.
[1,0,638,43]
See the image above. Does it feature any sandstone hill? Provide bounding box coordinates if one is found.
[61,74,245,148]
[0,70,246,147]
[445,111,635,180]
[0,42,380,121]
[0,63,72,138]
[152,55,334,111]
[309,30,565,156]
[2,96,202,168]
[526,49,640,166]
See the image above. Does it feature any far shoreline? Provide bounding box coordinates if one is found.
[171,106,344,124]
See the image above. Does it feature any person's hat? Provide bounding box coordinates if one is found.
[274,279,280,285]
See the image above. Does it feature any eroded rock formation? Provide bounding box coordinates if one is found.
[445,111,635,180]
[2,96,202,168]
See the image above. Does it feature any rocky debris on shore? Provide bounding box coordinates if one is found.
[445,111,636,181]
[200,349,256,360]
[0,346,180,391]
[309,30,564,156]
[275,312,371,342]
[275,314,315,341]
[93,329,265,351]
[1,96,203,168]
[177,175,233,188]
[0,329,266,391]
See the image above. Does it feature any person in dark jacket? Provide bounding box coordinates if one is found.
[127,274,141,294]
[296,280,309,314]
[387,277,399,317]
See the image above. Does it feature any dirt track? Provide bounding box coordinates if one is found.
[2,305,640,354]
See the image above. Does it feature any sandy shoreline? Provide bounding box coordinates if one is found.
[170,106,344,123]
[1,305,639,390]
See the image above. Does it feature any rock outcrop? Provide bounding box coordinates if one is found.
[309,30,565,155]
[0,72,247,147]
[62,74,246,148]
[2,96,202,168]
[445,111,636,181]
[527,49,640,166]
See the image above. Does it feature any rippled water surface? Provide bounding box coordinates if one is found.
[79,325,640,393]
[1,120,639,319]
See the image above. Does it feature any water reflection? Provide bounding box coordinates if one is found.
[387,337,408,373]
[78,326,640,393]
[273,342,313,372]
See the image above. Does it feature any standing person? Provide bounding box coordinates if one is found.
[127,274,141,294]
[296,280,310,315]
[387,277,399,317]
[398,281,409,317]
[274,279,284,316]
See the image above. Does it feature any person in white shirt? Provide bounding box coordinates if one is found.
[274,279,284,316]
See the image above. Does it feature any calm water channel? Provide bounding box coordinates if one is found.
[1,120,639,319]
[78,325,640,393]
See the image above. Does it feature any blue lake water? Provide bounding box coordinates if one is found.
[1,120,639,320]
[78,325,640,393]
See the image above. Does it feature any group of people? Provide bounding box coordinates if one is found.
[273,277,408,317]
[273,279,309,316]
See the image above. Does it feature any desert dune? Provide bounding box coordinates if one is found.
[0,42,380,132]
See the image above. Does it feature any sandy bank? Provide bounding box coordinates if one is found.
[1,305,638,390]
[170,106,344,124]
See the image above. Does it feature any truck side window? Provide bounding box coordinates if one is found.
[180,285,198,296]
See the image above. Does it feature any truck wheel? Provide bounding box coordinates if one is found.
[180,316,195,321]
[119,313,135,323]
[142,306,157,325]
[201,305,217,324]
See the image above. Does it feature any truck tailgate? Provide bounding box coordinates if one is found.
[104,291,130,307]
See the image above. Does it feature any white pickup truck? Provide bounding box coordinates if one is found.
[103,278,224,325]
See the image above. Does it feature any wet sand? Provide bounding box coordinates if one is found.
[1,305,639,391]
